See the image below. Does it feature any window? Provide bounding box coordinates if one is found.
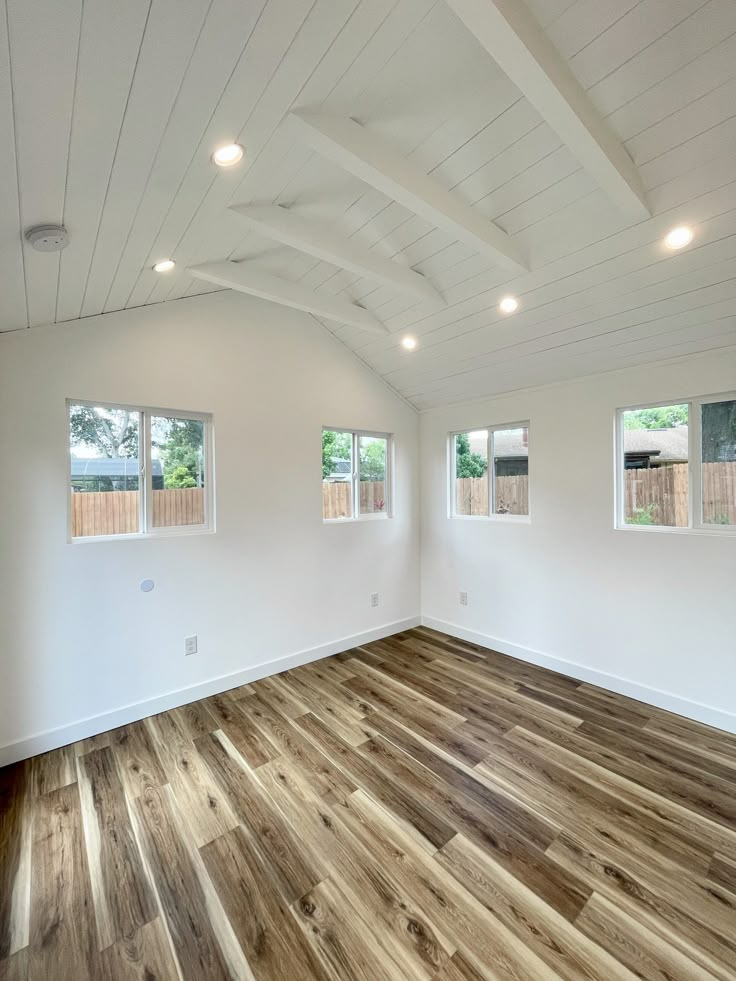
[322,429,391,520]
[69,401,213,540]
[616,393,736,532]
[451,423,529,518]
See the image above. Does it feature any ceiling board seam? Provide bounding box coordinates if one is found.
[414,340,736,413]
[3,0,28,328]
[100,0,217,314]
[78,0,154,319]
[56,0,84,324]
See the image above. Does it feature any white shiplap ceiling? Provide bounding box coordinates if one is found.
[2,0,736,408]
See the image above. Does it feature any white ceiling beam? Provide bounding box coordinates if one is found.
[443,0,649,223]
[187,261,388,334]
[231,203,446,306]
[290,111,528,274]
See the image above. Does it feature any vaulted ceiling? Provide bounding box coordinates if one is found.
[2,0,736,408]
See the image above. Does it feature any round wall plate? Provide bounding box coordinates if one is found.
[25,225,69,252]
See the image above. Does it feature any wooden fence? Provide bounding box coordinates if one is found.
[71,463,736,534]
[625,461,736,526]
[624,463,688,526]
[457,464,736,524]
[455,475,529,515]
[71,488,205,537]
[322,481,386,519]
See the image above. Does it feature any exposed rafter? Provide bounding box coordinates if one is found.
[231,203,446,306]
[290,111,528,274]
[188,262,388,333]
[443,0,649,222]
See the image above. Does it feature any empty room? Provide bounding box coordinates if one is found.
[1,0,736,978]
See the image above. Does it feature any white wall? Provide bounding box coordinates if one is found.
[420,348,736,732]
[0,291,420,763]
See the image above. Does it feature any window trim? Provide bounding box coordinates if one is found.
[449,420,531,521]
[67,399,214,542]
[322,427,392,523]
[614,390,736,535]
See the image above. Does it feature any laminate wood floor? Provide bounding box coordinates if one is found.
[2,626,736,980]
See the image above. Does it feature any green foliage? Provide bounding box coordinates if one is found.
[154,417,204,488]
[623,404,688,430]
[701,399,736,463]
[164,465,197,489]
[359,439,386,482]
[627,503,658,525]
[455,432,488,478]
[322,430,351,478]
[70,405,137,458]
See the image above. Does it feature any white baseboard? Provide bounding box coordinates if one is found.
[0,616,420,767]
[421,616,736,735]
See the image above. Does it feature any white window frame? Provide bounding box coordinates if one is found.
[615,390,736,536]
[449,421,531,521]
[68,399,215,543]
[322,428,393,522]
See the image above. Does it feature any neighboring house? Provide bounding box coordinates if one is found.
[325,457,352,482]
[71,457,164,491]
[468,426,689,472]
[621,426,689,469]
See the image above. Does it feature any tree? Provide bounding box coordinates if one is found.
[154,418,204,488]
[623,404,688,430]
[702,399,736,462]
[455,432,488,478]
[69,405,137,458]
[164,465,197,489]
[359,439,386,481]
[322,430,351,478]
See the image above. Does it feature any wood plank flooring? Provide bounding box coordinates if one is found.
[1,626,736,980]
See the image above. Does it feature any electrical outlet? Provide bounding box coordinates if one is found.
[370,592,379,608]
[184,635,198,656]
[459,591,468,606]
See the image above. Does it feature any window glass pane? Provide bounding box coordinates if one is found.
[622,404,689,527]
[69,405,140,537]
[454,431,488,515]
[359,436,388,514]
[701,399,736,525]
[322,429,353,519]
[493,426,529,515]
[151,415,206,527]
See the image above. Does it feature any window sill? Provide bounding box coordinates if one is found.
[322,514,391,524]
[69,527,215,544]
[450,514,531,523]
[615,524,735,537]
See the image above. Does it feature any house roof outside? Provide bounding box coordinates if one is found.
[329,458,352,475]
[468,426,689,462]
[622,426,689,462]
[71,457,163,477]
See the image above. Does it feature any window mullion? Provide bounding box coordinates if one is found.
[353,431,359,519]
[488,429,493,516]
[143,411,152,533]
[690,400,701,528]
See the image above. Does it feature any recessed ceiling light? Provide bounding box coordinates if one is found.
[499,295,519,314]
[401,335,417,350]
[664,225,693,250]
[153,259,175,273]
[212,143,244,167]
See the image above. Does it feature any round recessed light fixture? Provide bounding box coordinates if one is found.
[664,225,693,250]
[153,259,175,273]
[499,295,519,314]
[401,335,417,350]
[212,143,244,167]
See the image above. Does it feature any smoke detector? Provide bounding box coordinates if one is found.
[25,225,69,252]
